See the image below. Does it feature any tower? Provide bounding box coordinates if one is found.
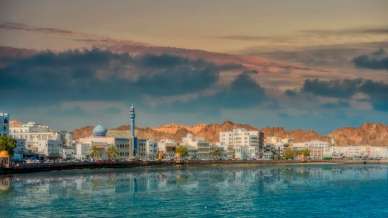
[129,104,137,157]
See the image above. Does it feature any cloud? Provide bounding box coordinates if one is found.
[216,35,271,41]
[298,78,388,111]
[162,72,268,114]
[302,79,363,98]
[0,22,75,35]
[302,27,388,35]
[0,22,144,48]
[203,72,266,108]
[353,48,388,70]
[0,48,220,104]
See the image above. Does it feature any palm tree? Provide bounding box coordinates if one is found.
[90,145,101,160]
[107,145,119,160]
[175,145,188,160]
[283,148,295,160]
[0,136,16,156]
[210,147,223,160]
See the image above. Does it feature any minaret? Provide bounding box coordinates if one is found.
[129,104,137,157]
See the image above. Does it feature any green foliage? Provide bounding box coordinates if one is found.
[0,136,16,156]
[90,145,101,160]
[283,148,295,160]
[107,145,119,160]
[176,145,188,158]
[283,148,310,160]
[211,147,223,160]
[299,148,310,157]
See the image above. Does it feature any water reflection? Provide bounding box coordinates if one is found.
[1,164,388,217]
[2,164,387,195]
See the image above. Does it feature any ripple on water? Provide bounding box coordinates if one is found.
[1,164,388,217]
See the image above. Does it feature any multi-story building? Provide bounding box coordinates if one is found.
[62,147,76,160]
[138,139,158,161]
[265,136,291,159]
[60,131,75,160]
[219,128,261,160]
[331,145,388,160]
[75,125,131,160]
[157,139,177,160]
[182,134,211,160]
[367,146,388,159]
[10,121,62,158]
[292,140,331,160]
[0,112,9,136]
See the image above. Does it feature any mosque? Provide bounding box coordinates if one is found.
[75,105,137,160]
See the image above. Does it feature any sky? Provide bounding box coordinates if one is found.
[0,0,388,133]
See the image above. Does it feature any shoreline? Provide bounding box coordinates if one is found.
[1,159,388,175]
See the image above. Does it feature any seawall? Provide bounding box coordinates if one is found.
[2,159,388,175]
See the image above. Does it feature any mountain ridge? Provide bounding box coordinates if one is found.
[72,121,388,146]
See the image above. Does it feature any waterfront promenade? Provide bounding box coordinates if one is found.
[2,159,388,175]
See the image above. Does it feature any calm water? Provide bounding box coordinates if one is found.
[1,164,388,217]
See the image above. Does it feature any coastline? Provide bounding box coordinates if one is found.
[2,159,388,175]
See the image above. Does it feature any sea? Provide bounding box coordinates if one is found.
[1,164,388,217]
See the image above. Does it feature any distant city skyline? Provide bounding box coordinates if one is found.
[0,0,387,133]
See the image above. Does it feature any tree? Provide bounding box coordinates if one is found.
[0,136,16,156]
[107,145,119,160]
[175,145,188,160]
[283,148,295,160]
[299,148,310,157]
[90,145,101,160]
[210,147,223,160]
[157,151,165,160]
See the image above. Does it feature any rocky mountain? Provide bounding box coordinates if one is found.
[261,127,330,143]
[328,123,388,146]
[73,121,326,143]
[72,121,388,146]
[103,121,257,143]
[72,126,94,140]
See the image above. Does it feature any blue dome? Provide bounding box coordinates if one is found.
[93,124,107,137]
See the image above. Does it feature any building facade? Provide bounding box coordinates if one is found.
[0,112,9,136]
[330,145,388,160]
[157,139,177,160]
[10,121,62,158]
[182,134,211,160]
[219,128,261,160]
[138,139,158,161]
[292,140,331,160]
[75,125,131,161]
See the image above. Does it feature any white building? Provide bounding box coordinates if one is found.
[330,145,388,160]
[138,139,158,161]
[368,146,388,159]
[233,145,257,160]
[182,134,211,160]
[292,140,331,160]
[75,125,132,161]
[0,112,9,136]
[265,136,291,159]
[62,147,76,160]
[9,121,62,158]
[157,139,177,160]
[262,151,274,160]
[219,128,261,160]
